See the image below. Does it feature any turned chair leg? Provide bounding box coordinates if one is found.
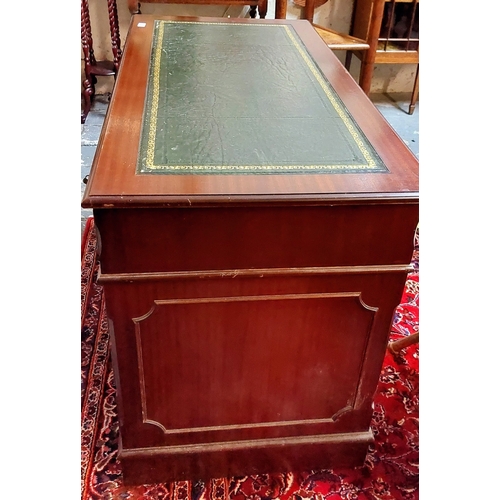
[388,332,419,355]
[81,79,94,124]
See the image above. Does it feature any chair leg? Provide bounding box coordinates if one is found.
[81,79,94,124]
[274,0,287,18]
[359,58,375,95]
[81,0,95,124]
[128,0,141,14]
[303,0,315,22]
[408,64,419,115]
[257,0,268,18]
[107,0,122,73]
[344,50,352,71]
[388,332,419,355]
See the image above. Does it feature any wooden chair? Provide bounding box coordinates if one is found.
[81,0,122,124]
[348,0,419,114]
[275,0,370,54]
[128,0,268,19]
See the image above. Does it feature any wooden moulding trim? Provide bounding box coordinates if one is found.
[82,192,419,209]
[133,293,375,435]
[98,264,413,284]
[120,430,374,457]
[135,292,375,314]
[138,405,354,435]
[141,416,340,436]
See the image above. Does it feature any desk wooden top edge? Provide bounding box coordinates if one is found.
[81,191,419,209]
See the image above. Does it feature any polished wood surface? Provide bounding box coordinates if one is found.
[83,17,418,485]
[95,205,417,275]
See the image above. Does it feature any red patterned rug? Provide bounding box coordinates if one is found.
[81,217,419,500]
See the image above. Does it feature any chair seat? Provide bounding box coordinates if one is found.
[312,24,370,50]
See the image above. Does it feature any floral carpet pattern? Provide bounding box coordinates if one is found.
[81,218,419,500]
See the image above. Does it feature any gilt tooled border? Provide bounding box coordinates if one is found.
[139,20,387,174]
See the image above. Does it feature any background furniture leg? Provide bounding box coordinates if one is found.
[408,64,419,115]
[81,0,96,123]
[128,0,141,13]
[108,0,123,73]
[388,332,419,355]
[359,58,375,94]
[345,50,352,71]
[274,0,287,18]
[82,79,94,124]
[303,0,315,22]
[81,0,121,123]
[257,0,268,18]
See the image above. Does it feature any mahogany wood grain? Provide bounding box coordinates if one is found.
[102,260,409,484]
[94,205,418,275]
[119,432,372,483]
[83,17,419,485]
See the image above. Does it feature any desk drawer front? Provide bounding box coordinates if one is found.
[95,204,418,274]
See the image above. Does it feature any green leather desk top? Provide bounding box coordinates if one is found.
[137,20,388,175]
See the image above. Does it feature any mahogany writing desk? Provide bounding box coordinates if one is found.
[82,15,419,485]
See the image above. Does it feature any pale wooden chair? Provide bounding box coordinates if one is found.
[275,0,370,54]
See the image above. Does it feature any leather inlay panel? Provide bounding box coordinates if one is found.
[137,20,387,175]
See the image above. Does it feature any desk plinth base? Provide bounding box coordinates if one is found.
[119,431,374,485]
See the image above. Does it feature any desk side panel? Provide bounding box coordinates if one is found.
[101,269,407,448]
